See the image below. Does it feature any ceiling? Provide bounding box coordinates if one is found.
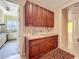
[5,0,72,8]
[0,0,19,16]
[0,0,18,8]
[6,0,18,4]
[0,0,7,7]
[68,2,79,14]
[5,0,79,13]
[3,0,79,13]
[29,0,72,10]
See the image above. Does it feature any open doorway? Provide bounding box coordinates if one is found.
[0,0,19,59]
[61,2,79,59]
[62,2,79,47]
[68,3,79,44]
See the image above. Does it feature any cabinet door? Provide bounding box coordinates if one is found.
[47,11,50,27]
[42,9,47,27]
[35,7,43,26]
[51,36,58,48]
[25,2,33,26]
[40,40,46,56]
[28,3,33,26]
[39,8,44,26]
[50,12,54,27]
[46,38,53,52]
[47,11,54,27]
[25,2,29,26]
[32,5,38,26]
[30,45,40,59]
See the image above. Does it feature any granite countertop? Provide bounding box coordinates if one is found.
[24,27,58,40]
[24,33,58,40]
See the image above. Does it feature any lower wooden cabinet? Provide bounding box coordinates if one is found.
[29,45,40,59]
[25,35,58,59]
[40,41,47,56]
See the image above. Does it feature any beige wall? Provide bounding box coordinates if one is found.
[19,0,27,58]
[61,9,68,48]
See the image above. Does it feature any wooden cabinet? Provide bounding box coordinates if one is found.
[29,45,40,59]
[25,2,33,26]
[32,4,38,26]
[25,1,54,27]
[25,3,32,26]
[42,9,47,27]
[47,11,54,27]
[46,39,53,52]
[40,40,46,56]
[25,35,58,59]
[29,39,41,59]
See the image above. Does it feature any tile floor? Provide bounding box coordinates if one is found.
[0,40,19,59]
[6,54,20,59]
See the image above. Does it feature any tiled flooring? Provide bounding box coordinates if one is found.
[0,40,19,59]
[6,54,20,59]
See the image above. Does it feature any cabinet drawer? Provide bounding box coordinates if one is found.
[29,39,42,47]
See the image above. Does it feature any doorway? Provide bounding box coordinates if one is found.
[62,2,79,48]
[61,2,79,59]
[0,0,19,59]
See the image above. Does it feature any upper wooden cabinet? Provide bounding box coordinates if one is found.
[47,11,54,27]
[25,2,33,26]
[25,1,54,27]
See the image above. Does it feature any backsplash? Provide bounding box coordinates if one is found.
[25,27,53,35]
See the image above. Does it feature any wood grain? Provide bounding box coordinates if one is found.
[25,1,54,27]
[25,35,58,59]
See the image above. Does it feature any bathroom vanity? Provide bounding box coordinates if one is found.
[25,35,58,59]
